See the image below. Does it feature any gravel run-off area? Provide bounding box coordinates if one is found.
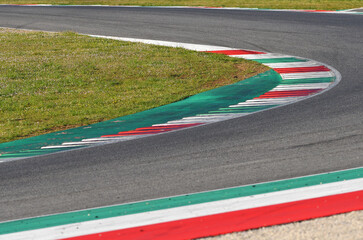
[201,210,363,240]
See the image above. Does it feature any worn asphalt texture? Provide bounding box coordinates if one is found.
[0,6,362,221]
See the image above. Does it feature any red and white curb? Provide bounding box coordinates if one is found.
[0,8,359,240]
[1,4,363,15]
[40,35,340,149]
[0,167,362,240]
[0,30,356,237]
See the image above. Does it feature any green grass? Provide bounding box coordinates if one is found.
[0,0,362,10]
[0,28,267,143]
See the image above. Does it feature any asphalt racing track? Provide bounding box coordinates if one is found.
[0,6,362,222]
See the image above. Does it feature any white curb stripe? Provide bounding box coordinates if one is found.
[166,119,218,124]
[229,103,276,107]
[41,145,83,149]
[61,142,97,146]
[181,116,237,121]
[87,35,236,52]
[82,136,147,142]
[243,97,304,103]
[280,71,335,79]
[234,53,292,59]
[271,83,331,91]
[229,97,304,107]
[42,135,155,149]
[1,178,362,240]
[81,138,123,142]
[265,61,320,68]
[150,124,187,127]
[195,113,249,117]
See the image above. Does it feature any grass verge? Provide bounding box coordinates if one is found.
[0,0,362,10]
[0,28,267,143]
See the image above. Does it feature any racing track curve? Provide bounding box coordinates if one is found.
[0,6,362,221]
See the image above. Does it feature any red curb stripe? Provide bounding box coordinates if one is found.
[205,50,265,55]
[61,190,363,240]
[151,123,204,128]
[135,127,181,131]
[302,10,332,12]
[134,124,202,131]
[101,132,159,137]
[102,131,170,137]
[118,130,167,134]
[255,89,321,98]
[274,66,330,73]
[101,123,203,137]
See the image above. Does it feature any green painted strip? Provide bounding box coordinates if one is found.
[253,58,308,63]
[0,167,362,235]
[0,148,73,158]
[0,70,281,159]
[280,77,334,84]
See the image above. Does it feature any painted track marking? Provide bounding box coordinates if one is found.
[11,35,338,154]
[0,167,362,239]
